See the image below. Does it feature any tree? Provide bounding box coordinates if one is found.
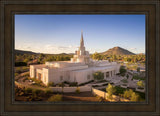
[123,89,140,101]
[75,87,80,94]
[23,58,29,63]
[137,81,144,88]
[93,71,104,81]
[123,89,133,99]
[106,83,116,100]
[48,94,62,102]
[137,67,140,72]
[126,74,129,79]
[92,52,102,60]
[131,92,139,102]
[119,66,127,77]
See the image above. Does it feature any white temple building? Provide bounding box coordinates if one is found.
[30,32,120,85]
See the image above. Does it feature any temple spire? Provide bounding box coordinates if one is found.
[80,30,84,47]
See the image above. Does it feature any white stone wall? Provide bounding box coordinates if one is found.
[92,88,129,102]
[70,69,93,84]
[30,65,35,78]
[42,68,49,85]
[48,69,70,84]
[49,86,91,93]
[36,69,42,80]
[30,64,45,78]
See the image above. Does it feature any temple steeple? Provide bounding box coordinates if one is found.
[70,31,90,64]
[80,30,84,48]
[79,30,85,55]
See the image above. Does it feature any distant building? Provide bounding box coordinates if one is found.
[30,32,120,85]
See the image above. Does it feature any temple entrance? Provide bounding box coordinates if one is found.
[106,72,109,78]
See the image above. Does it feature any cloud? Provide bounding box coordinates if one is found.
[36,44,79,54]
[129,48,137,50]
[127,48,145,54]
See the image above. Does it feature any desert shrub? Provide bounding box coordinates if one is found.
[47,82,54,87]
[45,88,52,95]
[123,89,139,101]
[22,66,29,71]
[36,80,42,84]
[32,89,43,95]
[119,66,127,76]
[75,87,80,94]
[121,73,125,77]
[137,67,140,72]
[137,81,144,88]
[122,84,127,86]
[106,83,116,100]
[25,87,32,94]
[135,91,145,100]
[15,62,27,67]
[58,82,64,87]
[48,94,62,102]
[63,81,70,84]
[131,92,140,102]
[114,86,127,95]
[121,79,128,83]
[15,73,18,77]
[69,82,78,87]
[27,77,31,80]
[132,74,145,81]
[93,71,104,81]
[123,89,133,99]
[15,67,22,73]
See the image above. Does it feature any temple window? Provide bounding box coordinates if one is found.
[87,75,90,80]
[60,76,63,81]
[74,77,76,82]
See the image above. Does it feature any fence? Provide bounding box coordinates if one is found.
[92,87,129,102]
[49,85,92,93]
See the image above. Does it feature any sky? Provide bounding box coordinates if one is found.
[15,14,145,54]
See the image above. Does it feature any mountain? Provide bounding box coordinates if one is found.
[15,49,74,55]
[101,46,135,55]
[15,49,37,55]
